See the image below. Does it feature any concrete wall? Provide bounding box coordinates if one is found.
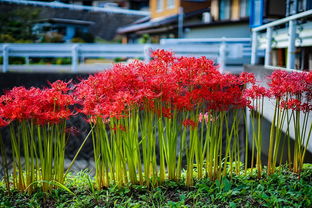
[184,23,251,38]
[244,65,312,161]
[0,3,143,40]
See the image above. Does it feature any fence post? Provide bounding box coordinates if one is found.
[2,44,9,73]
[287,20,296,69]
[251,31,257,65]
[265,27,273,66]
[71,44,79,72]
[144,44,151,62]
[25,56,30,65]
[218,39,226,73]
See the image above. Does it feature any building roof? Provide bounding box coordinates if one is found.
[117,8,210,34]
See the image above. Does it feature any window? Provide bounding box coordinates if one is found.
[240,0,250,17]
[297,0,306,12]
[157,0,164,12]
[288,0,297,15]
[167,0,175,9]
[219,0,231,20]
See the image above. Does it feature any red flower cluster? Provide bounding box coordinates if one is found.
[0,80,75,125]
[182,119,197,128]
[267,70,312,111]
[0,51,311,128]
[242,70,312,112]
[243,85,271,100]
[0,117,9,127]
[75,50,255,121]
[280,98,312,112]
[267,70,311,98]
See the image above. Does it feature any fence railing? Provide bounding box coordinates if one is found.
[160,38,251,44]
[251,9,312,71]
[0,0,149,16]
[161,37,252,59]
[0,40,251,73]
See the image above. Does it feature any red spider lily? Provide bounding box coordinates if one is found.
[74,63,157,118]
[280,98,302,111]
[267,70,289,98]
[182,119,197,128]
[150,49,175,63]
[243,85,271,100]
[48,79,72,93]
[306,71,312,84]
[0,87,43,121]
[266,70,312,114]
[0,80,75,125]
[75,49,253,119]
[280,98,312,112]
[0,117,9,127]
[300,103,312,112]
[160,106,173,119]
[266,70,312,175]
[239,72,256,85]
[267,70,310,98]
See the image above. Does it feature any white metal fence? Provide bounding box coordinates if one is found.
[251,9,312,71]
[161,38,252,59]
[0,39,251,73]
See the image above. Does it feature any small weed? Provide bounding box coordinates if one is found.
[1,166,312,207]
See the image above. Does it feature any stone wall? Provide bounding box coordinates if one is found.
[244,64,312,162]
[0,2,143,40]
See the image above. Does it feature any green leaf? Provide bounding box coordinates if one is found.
[223,178,231,192]
[215,179,221,188]
[229,202,237,208]
[25,180,75,196]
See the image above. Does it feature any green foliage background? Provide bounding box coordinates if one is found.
[0,8,40,43]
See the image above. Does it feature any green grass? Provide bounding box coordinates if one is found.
[1,165,312,208]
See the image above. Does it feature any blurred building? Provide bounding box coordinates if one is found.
[0,0,149,41]
[24,0,149,10]
[118,0,296,43]
[33,18,94,42]
[118,0,259,43]
[250,0,312,70]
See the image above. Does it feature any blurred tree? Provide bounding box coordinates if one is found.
[0,34,16,43]
[71,37,86,43]
[73,30,95,43]
[138,34,151,44]
[0,8,40,42]
[42,32,64,43]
